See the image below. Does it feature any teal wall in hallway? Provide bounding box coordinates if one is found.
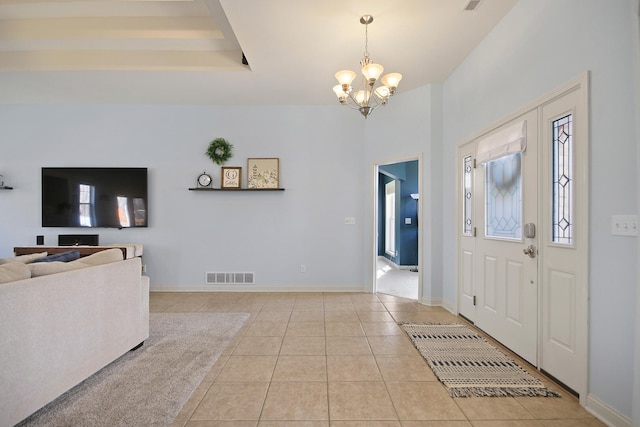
[378,161,419,267]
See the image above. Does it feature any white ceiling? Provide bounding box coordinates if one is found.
[0,0,517,105]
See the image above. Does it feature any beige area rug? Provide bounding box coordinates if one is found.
[402,323,561,398]
[18,312,249,427]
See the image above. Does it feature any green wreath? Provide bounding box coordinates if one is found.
[205,138,233,165]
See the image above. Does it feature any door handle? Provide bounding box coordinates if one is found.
[523,244,537,258]
[523,245,537,258]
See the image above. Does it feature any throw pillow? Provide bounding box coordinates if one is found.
[29,261,86,278]
[0,252,48,265]
[0,262,31,284]
[32,250,81,263]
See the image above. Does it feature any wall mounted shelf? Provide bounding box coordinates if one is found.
[188,187,284,192]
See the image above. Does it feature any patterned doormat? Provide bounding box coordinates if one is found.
[402,323,561,398]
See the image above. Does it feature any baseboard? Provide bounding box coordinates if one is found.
[420,296,442,306]
[441,299,456,314]
[150,284,367,293]
[586,393,632,427]
[420,298,456,314]
[377,256,417,271]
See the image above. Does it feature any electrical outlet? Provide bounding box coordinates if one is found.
[344,217,356,225]
[611,215,638,236]
[300,264,306,273]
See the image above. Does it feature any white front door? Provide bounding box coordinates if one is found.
[456,74,589,399]
[475,110,539,364]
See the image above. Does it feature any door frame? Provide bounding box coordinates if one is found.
[371,154,423,301]
[455,72,589,404]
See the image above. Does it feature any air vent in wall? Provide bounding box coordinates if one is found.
[206,272,255,285]
[464,0,482,11]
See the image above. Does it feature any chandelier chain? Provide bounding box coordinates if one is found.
[364,22,369,58]
[361,21,372,66]
[332,14,402,118]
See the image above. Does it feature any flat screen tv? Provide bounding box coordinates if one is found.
[42,167,148,228]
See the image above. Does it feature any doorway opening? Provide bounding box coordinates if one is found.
[374,158,421,300]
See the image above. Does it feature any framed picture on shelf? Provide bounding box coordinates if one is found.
[221,167,242,189]
[247,158,279,189]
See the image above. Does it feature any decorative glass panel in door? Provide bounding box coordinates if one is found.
[552,114,573,245]
[463,155,473,235]
[485,153,522,239]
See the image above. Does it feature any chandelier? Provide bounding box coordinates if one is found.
[332,15,402,118]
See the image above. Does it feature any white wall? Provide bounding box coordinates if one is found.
[0,105,367,290]
[442,0,638,421]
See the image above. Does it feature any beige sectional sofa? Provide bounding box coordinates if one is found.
[0,248,149,427]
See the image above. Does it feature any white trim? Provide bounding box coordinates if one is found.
[378,256,412,271]
[632,1,640,425]
[573,72,590,407]
[586,394,632,427]
[441,298,456,315]
[371,153,423,301]
[420,296,443,307]
[150,284,367,293]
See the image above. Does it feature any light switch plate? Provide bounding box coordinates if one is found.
[405,218,411,224]
[612,215,638,236]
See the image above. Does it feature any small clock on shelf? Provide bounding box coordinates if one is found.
[197,172,212,188]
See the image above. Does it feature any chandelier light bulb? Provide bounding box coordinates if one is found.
[331,15,401,119]
[335,70,356,91]
[354,89,369,105]
[381,72,402,94]
[375,86,390,101]
[333,85,348,103]
[362,63,384,84]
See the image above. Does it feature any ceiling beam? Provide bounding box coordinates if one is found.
[0,17,223,40]
[0,48,245,70]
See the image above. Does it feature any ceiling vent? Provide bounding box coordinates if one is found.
[464,0,483,11]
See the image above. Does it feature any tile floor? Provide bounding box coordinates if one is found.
[149,291,604,427]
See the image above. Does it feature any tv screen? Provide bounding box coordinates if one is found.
[42,167,148,228]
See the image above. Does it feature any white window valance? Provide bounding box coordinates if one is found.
[477,120,527,164]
